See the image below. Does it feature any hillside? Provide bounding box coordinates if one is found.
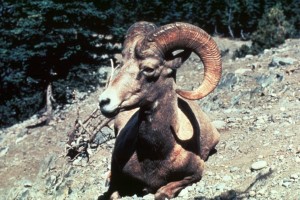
[0,38,299,200]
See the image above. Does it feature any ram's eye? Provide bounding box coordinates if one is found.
[142,66,155,76]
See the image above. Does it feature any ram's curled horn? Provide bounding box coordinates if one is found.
[138,22,222,100]
[122,21,157,60]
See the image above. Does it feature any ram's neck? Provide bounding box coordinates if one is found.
[137,84,179,158]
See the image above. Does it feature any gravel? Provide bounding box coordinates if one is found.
[0,39,299,200]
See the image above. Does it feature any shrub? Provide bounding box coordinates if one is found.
[233,4,296,59]
[251,5,295,54]
[233,44,251,58]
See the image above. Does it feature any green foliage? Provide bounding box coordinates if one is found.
[233,44,251,58]
[0,1,117,127]
[251,5,295,53]
[233,4,296,58]
[1,0,300,127]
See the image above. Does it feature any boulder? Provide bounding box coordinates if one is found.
[269,56,297,67]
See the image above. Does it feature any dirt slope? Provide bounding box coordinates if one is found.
[0,38,299,200]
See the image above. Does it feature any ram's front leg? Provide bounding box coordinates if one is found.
[154,176,200,200]
[154,159,204,200]
[98,172,121,200]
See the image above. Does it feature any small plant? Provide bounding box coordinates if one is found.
[233,44,251,58]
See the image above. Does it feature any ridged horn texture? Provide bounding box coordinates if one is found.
[138,22,222,100]
[122,22,157,60]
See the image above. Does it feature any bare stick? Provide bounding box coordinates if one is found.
[105,59,120,88]
[78,120,93,136]
[66,60,118,161]
[89,118,113,143]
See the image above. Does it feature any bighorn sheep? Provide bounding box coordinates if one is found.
[98,21,222,199]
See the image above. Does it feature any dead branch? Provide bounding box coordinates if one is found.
[66,63,119,164]
[66,105,114,165]
[89,117,113,143]
[26,83,54,128]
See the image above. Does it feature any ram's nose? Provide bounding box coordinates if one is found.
[98,93,120,118]
[99,96,111,109]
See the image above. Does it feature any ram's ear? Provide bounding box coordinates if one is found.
[164,49,192,69]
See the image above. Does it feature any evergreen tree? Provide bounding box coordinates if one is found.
[251,4,295,54]
[1,0,300,127]
[0,1,117,127]
[233,4,296,58]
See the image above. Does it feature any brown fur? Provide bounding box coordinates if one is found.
[99,77,219,199]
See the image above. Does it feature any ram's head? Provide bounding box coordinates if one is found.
[99,22,222,118]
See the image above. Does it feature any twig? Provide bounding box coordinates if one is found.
[66,107,114,162]
[66,60,117,163]
[89,118,113,143]
[78,120,93,136]
[105,59,120,88]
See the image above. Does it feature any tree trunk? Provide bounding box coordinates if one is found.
[26,82,54,128]
[228,25,234,38]
[45,83,54,124]
[227,8,235,38]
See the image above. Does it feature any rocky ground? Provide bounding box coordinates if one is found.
[0,38,299,200]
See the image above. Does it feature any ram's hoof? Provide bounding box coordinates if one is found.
[154,192,172,200]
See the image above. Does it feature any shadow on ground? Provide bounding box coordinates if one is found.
[195,168,274,200]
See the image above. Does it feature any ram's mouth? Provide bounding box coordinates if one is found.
[101,107,120,118]
[99,97,134,118]
[100,105,120,118]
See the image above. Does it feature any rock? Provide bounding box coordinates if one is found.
[282,181,291,188]
[251,160,267,170]
[215,175,221,180]
[230,167,239,173]
[0,147,9,157]
[297,146,300,153]
[219,190,238,199]
[215,183,226,191]
[197,182,205,193]
[270,190,278,195]
[290,174,299,180]
[16,134,27,144]
[218,72,238,90]
[206,171,214,176]
[264,49,271,54]
[235,68,252,74]
[258,155,264,159]
[188,183,197,191]
[257,188,267,195]
[256,74,274,88]
[269,56,297,67]
[223,175,232,182]
[94,127,114,144]
[249,190,256,197]
[17,188,29,199]
[212,120,227,130]
[142,194,154,199]
[245,54,254,59]
[76,91,87,101]
[23,180,33,188]
[178,187,189,197]
[73,157,82,165]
